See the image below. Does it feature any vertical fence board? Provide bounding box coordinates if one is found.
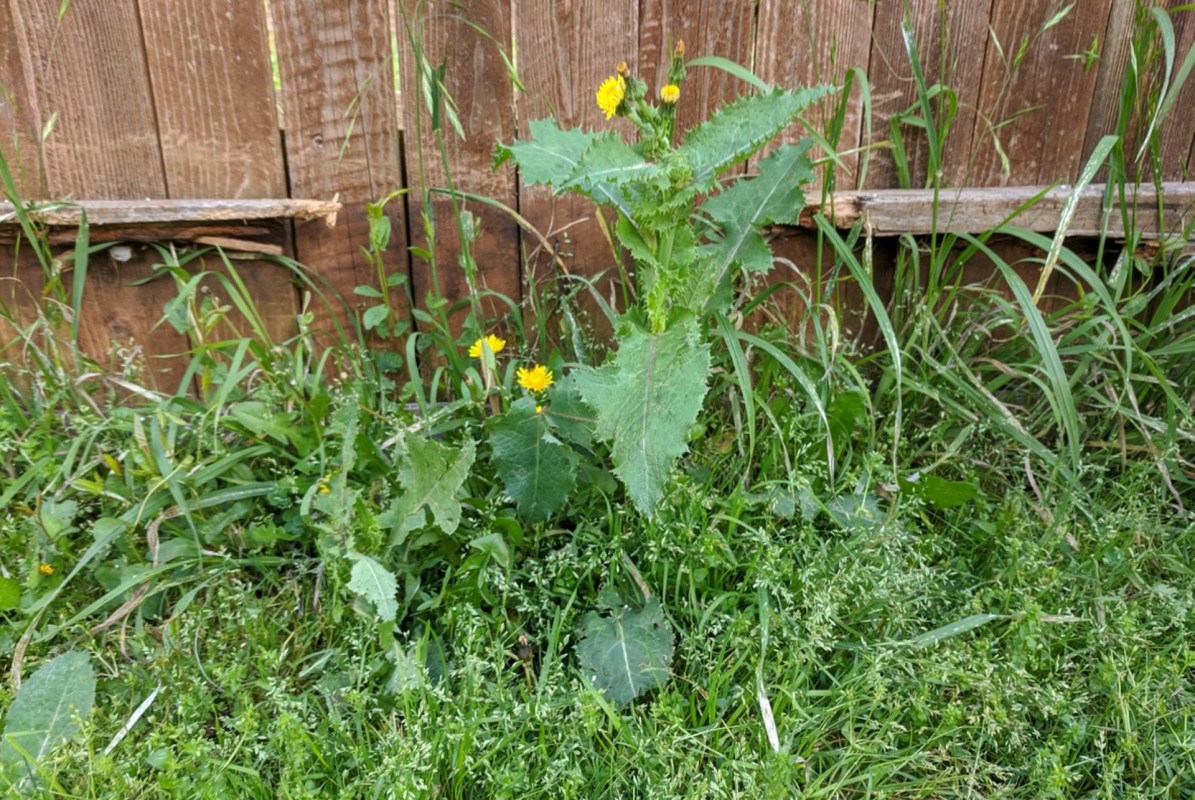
[866,1,993,188]
[513,0,637,332]
[4,1,191,391]
[138,0,285,199]
[9,1,166,198]
[399,0,520,332]
[138,0,295,347]
[969,0,1113,186]
[0,1,44,198]
[755,0,875,190]
[1158,6,1195,179]
[1081,0,1136,178]
[640,0,757,139]
[272,0,410,344]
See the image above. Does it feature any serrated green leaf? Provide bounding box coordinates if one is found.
[700,140,815,275]
[573,317,710,513]
[1,651,95,784]
[394,436,476,536]
[677,86,833,188]
[903,474,979,508]
[561,133,652,216]
[487,397,578,521]
[576,599,674,706]
[499,117,600,186]
[347,553,398,622]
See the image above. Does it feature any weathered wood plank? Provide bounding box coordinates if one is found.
[0,198,340,226]
[138,0,286,199]
[137,0,296,348]
[0,0,45,198]
[803,182,1195,238]
[272,0,411,343]
[968,0,1114,186]
[755,0,876,190]
[1080,0,1137,179]
[866,0,993,188]
[513,0,638,334]
[8,0,166,198]
[399,0,520,330]
[1157,5,1195,180]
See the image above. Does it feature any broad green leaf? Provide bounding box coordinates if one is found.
[677,86,833,188]
[394,435,476,536]
[0,578,19,611]
[573,317,710,513]
[576,599,674,706]
[487,397,578,521]
[0,651,95,785]
[347,553,398,622]
[543,375,596,451]
[494,117,599,186]
[362,303,389,331]
[699,140,816,274]
[903,474,979,508]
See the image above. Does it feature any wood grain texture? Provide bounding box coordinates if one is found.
[272,0,411,343]
[1080,0,1137,178]
[0,0,45,198]
[0,198,340,226]
[866,0,993,188]
[9,0,166,198]
[755,0,876,190]
[399,0,520,329]
[138,0,295,347]
[138,0,285,199]
[1157,5,1195,179]
[74,246,192,393]
[968,0,1114,186]
[513,0,638,328]
[806,183,1195,237]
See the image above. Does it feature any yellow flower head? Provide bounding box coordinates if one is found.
[535,405,543,414]
[596,75,626,120]
[38,563,54,576]
[660,84,680,104]
[469,334,506,359]
[517,364,554,393]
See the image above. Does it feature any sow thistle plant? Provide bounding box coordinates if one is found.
[496,43,833,513]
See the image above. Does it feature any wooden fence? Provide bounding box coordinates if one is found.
[2,0,1193,389]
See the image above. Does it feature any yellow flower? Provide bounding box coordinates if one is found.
[38,563,54,576]
[660,84,680,104]
[535,405,543,414]
[517,364,554,393]
[469,334,506,359]
[596,75,626,120]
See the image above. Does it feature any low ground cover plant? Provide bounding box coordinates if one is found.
[2,12,1194,798]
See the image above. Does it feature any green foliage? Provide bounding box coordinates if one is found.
[347,553,399,622]
[498,62,829,510]
[487,397,578,521]
[574,317,710,513]
[576,598,675,706]
[393,435,476,539]
[1,651,95,788]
